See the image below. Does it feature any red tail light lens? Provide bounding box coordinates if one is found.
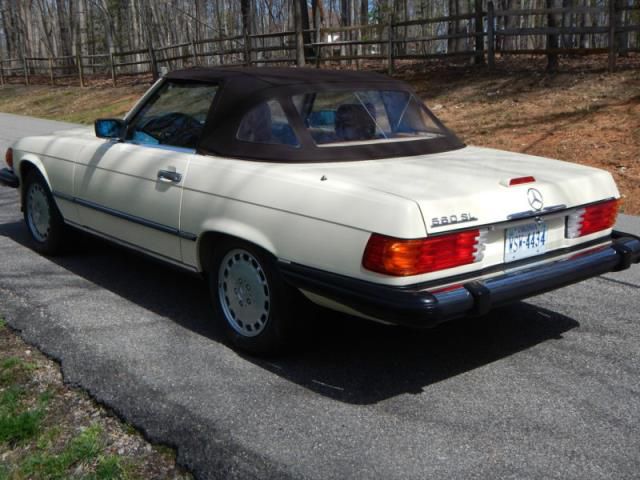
[363,229,485,276]
[5,148,13,169]
[566,199,619,238]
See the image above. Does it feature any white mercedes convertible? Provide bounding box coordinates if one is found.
[1,67,639,354]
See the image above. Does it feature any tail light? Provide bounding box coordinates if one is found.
[508,176,536,186]
[566,199,619,238]
[362,229,486,276]
[5,148,13,169]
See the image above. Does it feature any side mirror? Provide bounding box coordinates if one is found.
[95,118,125,139]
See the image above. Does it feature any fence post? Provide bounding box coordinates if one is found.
[149,46,159,80]
[191,39,199,66]
[49,57,54,85]
[244,31,252,66]
[295,29,305,67]
[487,1,495,69]
[314,10,322,67]
[387,15,394,75]
[474,0,485,64]
[545,0,559,71]
[109,49,117,87]
[23,56,29,85]
[0,60,4,86]
[77,53,85,87]
[608,0,617,72]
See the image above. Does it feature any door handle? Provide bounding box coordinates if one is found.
[157,170,182,183]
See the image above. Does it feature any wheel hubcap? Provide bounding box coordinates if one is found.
[26,183,51,242]
[218,249,270,337]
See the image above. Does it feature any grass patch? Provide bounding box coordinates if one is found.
[0,385,47,445]
[95,455,127,480]
[0,85,147,125]
[0,406,45,445]
[0,356,37,386]
[36,425,63,450]
[20,424,103,479]
[0,321,190,479]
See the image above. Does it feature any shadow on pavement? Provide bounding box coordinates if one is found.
[0,218,579,405]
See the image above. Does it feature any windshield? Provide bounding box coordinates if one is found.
[129,81,218,149]
[292,90,447,146]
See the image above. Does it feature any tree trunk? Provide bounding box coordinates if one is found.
[0,0,12,58]
[474,0,484,64]
[78,0,89,56]
[448,0,457,53]
[546,0,559,71]
[297,0,313,59]
[615,0,628,56]
[293,0,306,65]
[340,0,350,63]
[360,0,368,24]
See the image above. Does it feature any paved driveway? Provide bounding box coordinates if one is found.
[1,113,639,479]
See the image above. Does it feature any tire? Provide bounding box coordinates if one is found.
[209,239,298,355]
[22,171,68,255]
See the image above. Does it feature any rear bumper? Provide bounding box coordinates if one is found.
[278,231,640,328]
[0,168,19,188]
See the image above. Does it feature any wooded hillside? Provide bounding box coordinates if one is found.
[1,0,639,76]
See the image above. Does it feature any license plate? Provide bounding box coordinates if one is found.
[505,222,548,262]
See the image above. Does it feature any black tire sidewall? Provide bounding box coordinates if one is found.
[209,239,294,355]
[23,171,66,255]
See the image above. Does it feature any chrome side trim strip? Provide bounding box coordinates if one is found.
[53,191,197,241]
[507,204,568,220]
[65,219,200,273]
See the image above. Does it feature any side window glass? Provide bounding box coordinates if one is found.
[237,100,299,147]
[128,81,218,149]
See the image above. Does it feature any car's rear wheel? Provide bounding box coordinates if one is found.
[209,239,297,355]
[23,171,67,255]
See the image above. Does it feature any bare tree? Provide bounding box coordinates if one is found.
[547,0,560,71]
[293,0,306,65]
[0,0,638,75]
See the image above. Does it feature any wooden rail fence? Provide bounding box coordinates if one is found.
[0,0,638,87]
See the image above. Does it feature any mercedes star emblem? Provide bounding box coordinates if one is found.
[527,188,544,211]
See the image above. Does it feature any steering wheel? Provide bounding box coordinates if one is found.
[137,112,202,145]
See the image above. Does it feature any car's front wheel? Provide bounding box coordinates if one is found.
[23,171,68,255]
[209,239,298,355]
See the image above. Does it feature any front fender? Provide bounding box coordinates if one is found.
[17,154,53,191]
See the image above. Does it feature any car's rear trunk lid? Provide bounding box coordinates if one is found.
[306,145,619,235]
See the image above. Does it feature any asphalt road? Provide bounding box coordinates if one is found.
[1,112,640,480]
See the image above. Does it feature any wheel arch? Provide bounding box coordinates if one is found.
[18,155,52,188]
[18,156,53,205]
[196,221,278,273]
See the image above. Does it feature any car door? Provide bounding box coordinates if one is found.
[73,80,218,262]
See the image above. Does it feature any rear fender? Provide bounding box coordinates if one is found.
[196,219,277,272]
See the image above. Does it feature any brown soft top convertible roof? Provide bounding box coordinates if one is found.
[165,66,399,88]
[163,67,464,162]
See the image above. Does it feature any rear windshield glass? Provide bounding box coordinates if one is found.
[292,90,446,146]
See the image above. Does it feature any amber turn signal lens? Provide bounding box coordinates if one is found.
[5,148,13,169]
[362,229,482,276]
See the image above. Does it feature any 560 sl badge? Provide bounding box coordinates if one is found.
[431,213,478,227]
